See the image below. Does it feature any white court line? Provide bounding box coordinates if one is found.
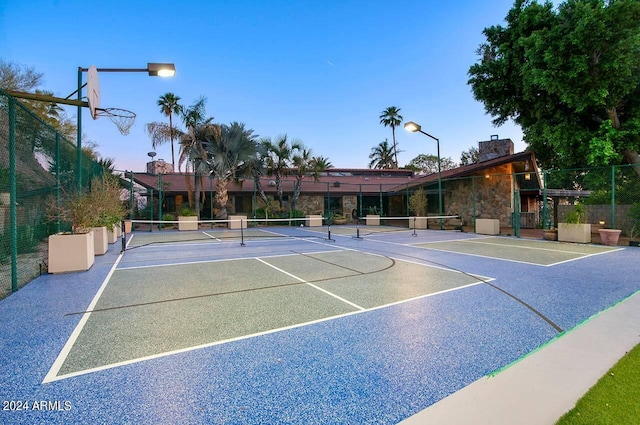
[117,248,343,271]
[545,247,624,267]
[42,250,126,384]
[364,237,549,267]
[201,231,221,241]
[461,238,617,255]
[44,268,484,384]
[255,257,366,311]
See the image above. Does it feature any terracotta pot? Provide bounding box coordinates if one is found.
[598,229,621,246]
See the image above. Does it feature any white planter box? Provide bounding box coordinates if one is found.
[476,219,500,235]
[92,226,108,255]
[107,224,119,244]
[411,217,427,230]
[48,232,95,273]
[366,215,380,226]
[228,215,247,229]
[305,215,323,227]
[178,216,199,231]
[558,223,591,243]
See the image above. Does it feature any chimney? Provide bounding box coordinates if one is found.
[146,159,174,175]
[478,135,514,162]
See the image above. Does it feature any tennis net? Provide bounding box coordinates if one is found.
[123,216,332,249]
[348,215,463,238]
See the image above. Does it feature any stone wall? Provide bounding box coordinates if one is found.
[296,195,325,215]
[445,165,514,226]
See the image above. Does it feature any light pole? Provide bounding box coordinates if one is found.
[75,63,176,191]
[404,120,443,229]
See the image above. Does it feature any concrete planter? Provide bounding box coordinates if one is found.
[106,224,119,244]
[558,223,591,243]
[411,217,428,230]
[178,216,199,231]
[228,215,247,229]
[124,220,132,233]
[598,229,621,246]
[305,215,323,227]
[92,227,108,255]
[476,218,500,235]
[365,215,380,226]
[48,232,95,273]
[543,229,558,241]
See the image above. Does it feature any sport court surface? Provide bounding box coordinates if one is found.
[1,224,638,424]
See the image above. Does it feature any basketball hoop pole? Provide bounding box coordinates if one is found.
[75,63,175,191]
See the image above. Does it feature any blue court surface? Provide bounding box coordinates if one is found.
[0,226,638,424]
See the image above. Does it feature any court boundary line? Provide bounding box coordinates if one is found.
[117,248,344,271]
[43,279,485,384]
[256,258,366,311]
[42,250,126,384]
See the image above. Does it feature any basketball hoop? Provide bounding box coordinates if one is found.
[94,108,137,135]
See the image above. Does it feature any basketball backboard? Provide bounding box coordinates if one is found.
[86,65,100,120]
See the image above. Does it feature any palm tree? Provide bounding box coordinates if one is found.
[262,135,302,209]
[178,97,214,213]
[156,93,182,169]
[196,122,258,219]
[379,106,403,167]
[310,155,333,170]
[291,145,325,212]
[369,139,396,169]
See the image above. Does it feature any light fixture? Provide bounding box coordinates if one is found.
[404,121,421,133]
[147,63,176,77]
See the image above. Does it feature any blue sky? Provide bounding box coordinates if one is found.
[1,0,525,172]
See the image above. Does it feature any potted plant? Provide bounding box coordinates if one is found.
[178,207,199,231]
[558,203,591,243]
[332,213,347,225]
[47,189,96,273]
[409,188,428,229]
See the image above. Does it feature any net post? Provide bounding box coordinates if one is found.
[412,216,417,237]
[325,217,335,242]
[240,219,245,246]
[120,220,126,252]
[352,219,362,240]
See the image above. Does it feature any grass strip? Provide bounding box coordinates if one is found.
[555,342,640,424]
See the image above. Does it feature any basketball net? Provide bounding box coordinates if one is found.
[95,108,136,136]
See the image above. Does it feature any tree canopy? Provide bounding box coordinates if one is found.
[468,0,640,172]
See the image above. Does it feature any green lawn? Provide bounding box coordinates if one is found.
[555,343,640,424]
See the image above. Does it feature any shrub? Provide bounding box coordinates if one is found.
[180,207,197,216]
[564,204,588,224]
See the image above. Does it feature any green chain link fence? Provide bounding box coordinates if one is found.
[1,89,103,299]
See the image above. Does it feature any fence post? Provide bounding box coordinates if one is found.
[158,174,163,230]
[472,176,476,233]
[8,97,18,292]
[55,132,61,234]
[129,171,134,219]
[542,171,548,229]
[611,165,616,228]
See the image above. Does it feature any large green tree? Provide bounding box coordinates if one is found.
[405,154,457,174]
[468,0,640,173]
[379,106,403,167]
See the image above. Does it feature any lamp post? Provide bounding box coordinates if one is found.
[404,121,443,229]
[75,63,176,191]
